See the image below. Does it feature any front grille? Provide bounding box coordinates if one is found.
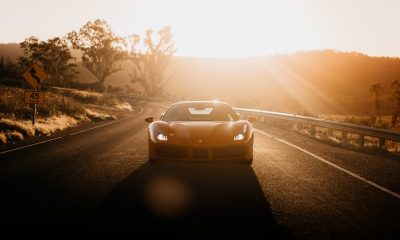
[156,146,188,159]
[213,146,246,158]
[192,148,209,159]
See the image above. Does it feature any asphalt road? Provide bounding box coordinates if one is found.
[0,101,399,238]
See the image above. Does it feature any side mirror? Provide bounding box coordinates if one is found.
[145,116,153,123]
[248,116,257,123]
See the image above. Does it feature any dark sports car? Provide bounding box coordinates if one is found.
[145,101,255,165]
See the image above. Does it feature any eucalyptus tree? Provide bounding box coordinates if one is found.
[68,19,126,91]
[128,26,175,96]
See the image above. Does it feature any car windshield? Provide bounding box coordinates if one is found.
[162,103,240,121]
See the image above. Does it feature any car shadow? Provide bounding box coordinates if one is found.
[93,162,295,237]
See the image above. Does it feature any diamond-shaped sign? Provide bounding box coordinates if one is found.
[22,62,48,88]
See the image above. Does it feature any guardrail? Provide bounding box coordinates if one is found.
[234,107,400,147]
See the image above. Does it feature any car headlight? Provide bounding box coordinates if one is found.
[157,133,168,141]
[234,125,247,141]
[233,133,245,141]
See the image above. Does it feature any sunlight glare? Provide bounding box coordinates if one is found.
[118,0,320,57]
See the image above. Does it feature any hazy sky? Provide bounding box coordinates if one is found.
[1,0,399,57]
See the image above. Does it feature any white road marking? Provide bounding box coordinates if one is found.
[0,106,144,155]
[0,137,63,155]
[254,128,400,200]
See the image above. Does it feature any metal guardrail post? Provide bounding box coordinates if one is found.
[341,131,348,144]
[379,138,386,148]
[359,134,365,146]
[310,125,316,137]
[298,123,303,131]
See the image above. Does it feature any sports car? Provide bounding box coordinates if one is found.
[145,101,255,165]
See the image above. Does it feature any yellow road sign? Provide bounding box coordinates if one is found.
[22,62,48,88]
[24,91,45,104]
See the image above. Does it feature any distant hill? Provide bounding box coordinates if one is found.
[1,43,399,115]
[0,43,21,62]
[162,51,400,115]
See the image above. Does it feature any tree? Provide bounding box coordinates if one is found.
[0,55,19,84]
[390,80,400,128]
[18,36,78,87]
[369,83,383,127]
[18,36,41,70]
[128,26,176,96]
[0,55,4,69]
[68,19,126,91]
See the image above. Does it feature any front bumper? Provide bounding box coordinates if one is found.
[148,137,253,161]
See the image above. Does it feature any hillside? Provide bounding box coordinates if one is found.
[0,43,21,61]
[1,43,400,115]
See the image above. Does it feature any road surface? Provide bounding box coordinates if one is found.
[0,101,399,238]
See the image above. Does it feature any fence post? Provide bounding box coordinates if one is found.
[310,125,316,136]
[327,129,333,139]
[379,138,386,148]
[359,134,365,146]
[32,103,37,125]
[341,131,348,144]
[297,123,303,131]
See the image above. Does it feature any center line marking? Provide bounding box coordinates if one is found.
[255,128,400,200]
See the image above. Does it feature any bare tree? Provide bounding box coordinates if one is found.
[68,19,126,91]
[128,26,176,96]
[369,83,383,127]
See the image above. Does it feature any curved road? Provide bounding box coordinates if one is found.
[0,101,399,238]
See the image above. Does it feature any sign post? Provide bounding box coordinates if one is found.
[22,62,48,125]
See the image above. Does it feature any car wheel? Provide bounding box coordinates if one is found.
[241,157,253,166]
[148,158,158,164]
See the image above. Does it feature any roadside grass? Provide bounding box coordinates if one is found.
[49,87,120,107]
[85,108,117,122]
[0,116,80,144]
[0,86,133,146]
[0,87,85,119]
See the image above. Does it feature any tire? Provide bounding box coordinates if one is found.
[241,157,253,166]
[148,158,158,164]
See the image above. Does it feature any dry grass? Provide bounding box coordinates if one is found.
[0,118,35,136]
[6,131,24,142]
[0,115,81,144]
[85,109,117,122]
[0,132,7,144]
[49,87,120,107]
[0,86,123,146]
[114,102,133,111]
[0,87,85,119]
[34,115,80,135]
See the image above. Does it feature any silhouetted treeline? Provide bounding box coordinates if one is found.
[0,55,23,87]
